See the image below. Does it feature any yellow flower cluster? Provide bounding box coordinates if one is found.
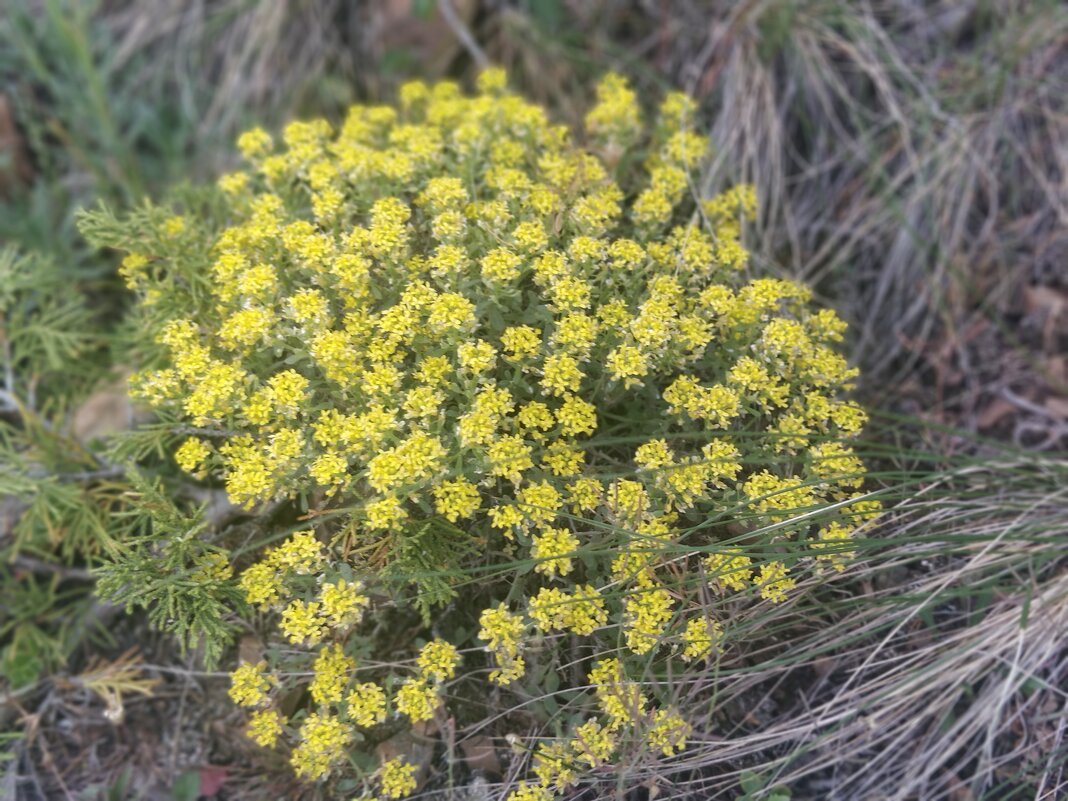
[235,530,372,648]
[379,759,418,799]
[396,638,461,723]
[291,711,352,780]
[416,638,461,682]
[681,616,723,663]
[622,575,677,655]
[227,636,459,784]
[121,67,878,796]
[246,708,283,747]
[310,643,355,705]
[395,678,440,723]
[346,682,387,728]
[503,657,693,799]
[478,603,527,685]
[228,660,272,707]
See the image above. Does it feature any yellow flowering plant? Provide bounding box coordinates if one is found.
[81,68,880,798]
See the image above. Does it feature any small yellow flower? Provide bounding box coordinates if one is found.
[476,66,508,94]
[555,394,597,437]
[379,758,418,799]
[532,740,578,789]
[571,719,615,766]
[309,643,355,705]
[267,531,324,574]
[506,782,554,801]
[416,639,460,682]
[237,127,273,160]
[229,660,272,707]
[623,575,676,655]
[291,711,351,779]
[646,707,691,756]
[680,616,723,662]
[705,548,753,592]
[757,561,795,603]
[531,526,579,578]
[317,577,367,625]
[486,435,534,483]
[280,599,325,646]
[162,215,186,237]
[239,561,284,608]
[478,603,527,685]
[345,682,387,727]
[588,658,647,730]
[246,708,284,747]
[541,353,583,396]
[175,437,211,474]
[432,478,481,522]
[481,247,523,282]
[395,678,440,723]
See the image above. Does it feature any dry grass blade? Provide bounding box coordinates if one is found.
[57,647,160,725]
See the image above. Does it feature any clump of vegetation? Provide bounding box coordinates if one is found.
[79,69,880,797]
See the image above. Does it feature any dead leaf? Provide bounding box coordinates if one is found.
[1023,285,1068,352]
[812,656,838,679]
[943,769,975,801]
[1045,355,1066,387]
[72,379,135,443]
[1023,285,1067,316]
[0,94,33,195]
[460,734,501,776]
[1044,396,1068,421]
[237,635,264,665]
[976,397,1016,429]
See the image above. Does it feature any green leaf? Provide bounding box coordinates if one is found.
[740,770,762,795]
[169,770,200,801]
[0,624,53,688]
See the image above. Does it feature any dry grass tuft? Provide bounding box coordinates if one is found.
[647,456,1068,799]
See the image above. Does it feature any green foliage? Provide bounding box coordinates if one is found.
[93,471,242,669]
[739,769,792,801]
[0,567,95,690]
[0,730,22,764]
[0,247,101,408]
[1,573,64,688]
[0,434,124,562]
[0,244,124,566]
[385,518,480,623]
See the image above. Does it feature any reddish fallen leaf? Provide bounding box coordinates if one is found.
[199,765,228,797]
